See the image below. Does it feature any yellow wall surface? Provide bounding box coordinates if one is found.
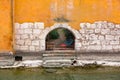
[0,0,12,52]
[15,0,120,29]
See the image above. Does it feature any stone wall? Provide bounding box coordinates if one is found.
[14,22,80,52]
[14,21,120,52]
[79,21,120,52]
[14,22,44,52]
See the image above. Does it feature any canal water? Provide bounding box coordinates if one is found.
[0,67,120,80]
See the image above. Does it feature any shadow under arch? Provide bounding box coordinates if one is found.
[45,28,75,50]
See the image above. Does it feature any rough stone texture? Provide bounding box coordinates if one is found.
[14,21,120,52]
[79,21,120,52]
[14,22,44,52]
[14,22,80,52]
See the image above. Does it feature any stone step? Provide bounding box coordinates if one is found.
[45,50,75,53]
[0,53,14,66]
[43,56,77,60]
[43,50,76,57]
[42,60,72,67]
[46,48,74,50]
[53,48,74,50]
[0,60,14,66]
[43,53,76,57]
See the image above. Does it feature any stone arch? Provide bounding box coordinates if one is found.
[39,23,81,51]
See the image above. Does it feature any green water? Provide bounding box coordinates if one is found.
[0,67,120,80]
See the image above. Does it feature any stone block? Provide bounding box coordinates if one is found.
[99,35,104,40]
[17,30,24,34]
[32,41,40,46]
[67,26,72,30]
[75,39,81,43]
[62,23,69,27]
[39,29,49,38]
[89,34,98,40]
[96,23,102,28]
[105,35,114,40]
[101,40,110,45]
[54,24,60,28]
[101,29,110,34]
[28,23,34,28]
[91,24,96,29]
[113,45,120,50]
[16,40,24,45]
[101,21,108,28]
[50,26,55,30]
[111,30,117,35]
[80,23,86,29]
[82,41,89,46]
[76,43,82,47]
[34,22,44,29]
[33,29,41,34]
[40,40,45,51]
[79,29,85,34]
[76,48,81,51]
[89,40,101,45]
[118,45,120,50]
[30,34,35,40]
[108,23,114,28]
[116,30,120,34]
[86,29,94,34]
[110,41,119,45]
[20,46,29,51]
[85,35,89,40]
[94,45,102,51]
[115,24,120,28]
[24,29,32,34]
[35,47,40,51]
[87,45,101,51]
[29,46,35,51]
[30,34,39,40]
[74,30,81,39]
[53,23,60,27]
[25,40,31,46]
[102,45,113,51]
[115,36,120,40]
[95,29,101,33]
[39,34,45,39]
[14,45,20,50]
[86,23,91,28]
[21,23,29,29]
[21,34,29,39]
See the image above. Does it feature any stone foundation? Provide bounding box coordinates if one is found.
[14,21,120,52]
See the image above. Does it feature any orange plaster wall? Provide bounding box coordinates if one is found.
[0,0,120,51]
[72,0,120,29]
[0,0,12,52]
[15,0,120,30]
[14,0,52,26]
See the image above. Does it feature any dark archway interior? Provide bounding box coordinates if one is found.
[46,28,75,50]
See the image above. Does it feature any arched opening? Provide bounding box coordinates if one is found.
[46,28,75,50]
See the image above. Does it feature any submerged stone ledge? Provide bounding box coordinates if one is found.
[0,59,120,69]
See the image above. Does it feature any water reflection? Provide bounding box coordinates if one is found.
[0,68,120,80]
